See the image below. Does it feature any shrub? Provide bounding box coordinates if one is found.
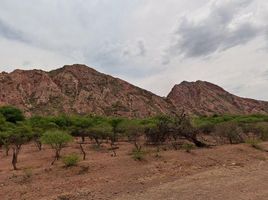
[41,130,73,165]
[214,122,244,144]
[0,106,25,123]
[131,149,145,161]
[181,143,195,153]
[62,154,80,167]
[21,168,33,182]
[145,116,172,147]
[246,139,262,150]
[255,123,268,141]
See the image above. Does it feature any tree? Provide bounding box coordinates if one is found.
[108,118,123,145]
[28,116,59,151]
[145,116,173,152]
[0,106,25,123]
[0,131,11,156]
[70,116,93,142]
[171,111,208,148]
[107,118,124,156]
[88,124,111,148]
[0,114,10,155]
[41,130,73,165]
[214,122,244,144]
[123,119,145,152]
[9,123,32,170]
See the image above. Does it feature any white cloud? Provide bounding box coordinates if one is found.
[0,0,268,100]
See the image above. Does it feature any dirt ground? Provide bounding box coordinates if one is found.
[0,140,267,200]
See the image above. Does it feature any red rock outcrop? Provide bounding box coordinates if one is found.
[167,80,268,115]
[1,65,268,117]
[0,64,175,117]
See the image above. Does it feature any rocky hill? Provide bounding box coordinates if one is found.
[167,80,268,115]
[0,64,175,117]
[1,65,268,117]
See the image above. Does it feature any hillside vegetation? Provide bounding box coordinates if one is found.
[1,106,268,171]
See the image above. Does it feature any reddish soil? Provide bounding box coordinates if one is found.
[0,141,268,200]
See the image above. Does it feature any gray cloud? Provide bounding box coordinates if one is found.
[85,39,151,78]
[0,0,268,100]
[165,0,264,60]
[0,18,28,43]
[137,40,146,56]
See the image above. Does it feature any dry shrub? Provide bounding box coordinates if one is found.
[214,122,244,144]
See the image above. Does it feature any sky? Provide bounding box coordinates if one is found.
[0,0,268,100]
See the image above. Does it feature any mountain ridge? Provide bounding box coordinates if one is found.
[167,80,268,115]
[0,64,176,117]
[1,64,268,117]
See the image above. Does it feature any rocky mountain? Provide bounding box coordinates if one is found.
[1,64,268,117]
[167,80,268,115]
[0,64,175,117]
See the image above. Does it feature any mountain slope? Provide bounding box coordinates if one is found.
[0,64,175,117]
[167,80,268,115]
[1,65,268,117]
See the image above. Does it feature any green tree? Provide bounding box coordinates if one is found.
[0,106,25,123]
[108,117,123,145]
[145,116,172,151]
[28,116,59,151]
[9,123,33,170]
[0,131,12,156]
[0,114,14,155]
[121,119,145,152]
[41,130,73,165]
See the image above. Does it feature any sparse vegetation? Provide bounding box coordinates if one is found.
[214,122,244,144]
[181,143,195,153]
[131,149,145,161]
[22,168,33,182]
[0,106,25,123]
[41,130,73,165]
[62,154,80,167]
[1,106,268,173]
[246,138,262,150]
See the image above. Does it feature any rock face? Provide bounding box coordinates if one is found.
[1,65,268,117]
[167,80,268,115]
[0,64,175,117]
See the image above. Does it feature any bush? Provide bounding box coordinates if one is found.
[255,123,268,141]
[41,130,73,165]
[0,106,25,123]
[62,154,80,167]
[246,139,262,150]
[21,168,33,182]
[181,143,195,153]
[214,122,244,144]
[131,149,145,161]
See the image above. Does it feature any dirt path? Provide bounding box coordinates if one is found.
[116,160,268,200]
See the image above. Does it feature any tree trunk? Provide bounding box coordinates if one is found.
[5,146,9,156]
[79,143,86,160]
[56,150,60,160]
[35,141,42,151]
[51,156,57,165]
[51,149,60,165]
[94,138,100,148]
[12,147,19,170]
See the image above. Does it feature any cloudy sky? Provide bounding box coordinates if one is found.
[0,0,268,100]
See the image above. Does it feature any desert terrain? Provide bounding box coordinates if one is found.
[1,140,267,200]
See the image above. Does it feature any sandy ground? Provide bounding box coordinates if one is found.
[0,140,267,200]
